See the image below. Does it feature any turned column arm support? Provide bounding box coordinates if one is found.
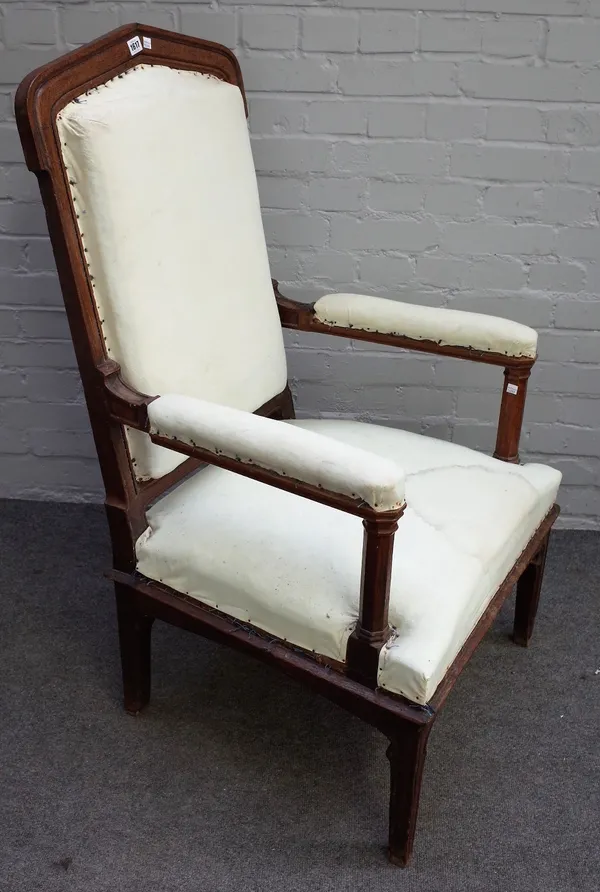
[493,366,532,464]
[346,509,404,689]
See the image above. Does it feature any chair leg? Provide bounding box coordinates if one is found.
[386,720,432,867]
[115,583,154,715]
[513,532,550,647]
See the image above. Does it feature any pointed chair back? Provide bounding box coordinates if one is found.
[16,25,290,567]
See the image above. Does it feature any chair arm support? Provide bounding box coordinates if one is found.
[313,293,538,360]
[273,283,536,463]
[494,366,532,464]
[147,394,405,516]
[274,283,537,366]
[315,293,537,463]
[149,395,405,684]
[99,367,405,684]
[273,280,537,368]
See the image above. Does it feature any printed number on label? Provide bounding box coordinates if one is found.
[506,383,519,395]
[127,36,143,56]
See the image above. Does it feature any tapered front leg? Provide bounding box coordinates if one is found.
[386,720,433,867]
[513,532,550,647]
[115,583,154,715]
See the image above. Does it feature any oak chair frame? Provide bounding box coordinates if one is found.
[16,23,559,867]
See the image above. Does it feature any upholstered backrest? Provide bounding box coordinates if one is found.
[57,63,287,481]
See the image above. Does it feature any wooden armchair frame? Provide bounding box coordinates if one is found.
[16,23,559,867]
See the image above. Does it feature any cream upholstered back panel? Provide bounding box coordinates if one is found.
[57,64,288,480]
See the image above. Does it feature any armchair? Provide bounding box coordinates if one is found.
[16,24,560,867]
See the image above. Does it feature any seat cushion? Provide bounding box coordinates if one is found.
[136,420,561,705]
[57,64,287,481]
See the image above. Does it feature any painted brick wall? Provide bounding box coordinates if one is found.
[0,1,599,527]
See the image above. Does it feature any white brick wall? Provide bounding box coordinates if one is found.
[0,1,599,527]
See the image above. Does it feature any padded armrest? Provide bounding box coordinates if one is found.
[314,293,538,360]
[147,395,405,512]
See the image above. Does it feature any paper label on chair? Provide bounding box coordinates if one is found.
[143,36,152,49]
[127,36,143,56]
[506,383,519,395]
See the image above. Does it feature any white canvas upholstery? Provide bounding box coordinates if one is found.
[148,395,405,511]
[55,57,559,706]
[57,64,287,481]
[314,293,538,359]
[136,420,561,705]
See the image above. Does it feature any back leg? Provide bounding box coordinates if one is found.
[115,583,154,714]
[513,532,550,647]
